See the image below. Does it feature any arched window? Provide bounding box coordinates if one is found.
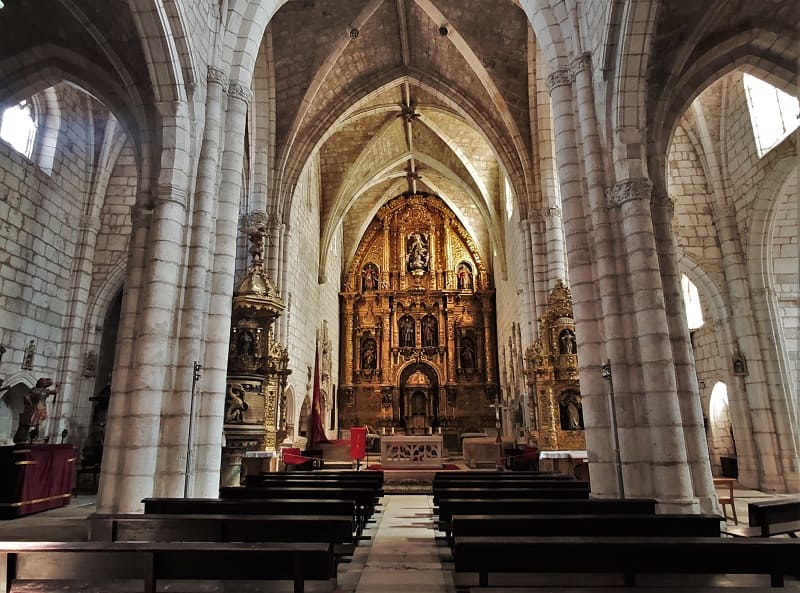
[681,274,704,330]
[0,100,37,159]
[742,73,799,158]
[709,381,729,426]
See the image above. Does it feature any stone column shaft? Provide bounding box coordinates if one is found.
[194,82,251,497]
[546,68,618,498]
[157,69,227,498]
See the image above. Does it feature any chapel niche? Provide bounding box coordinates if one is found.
[523,280,585,451]
[339,192,498,439]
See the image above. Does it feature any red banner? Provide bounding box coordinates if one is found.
[349,427,366,460]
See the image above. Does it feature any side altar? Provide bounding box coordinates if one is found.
[380,435,443,468]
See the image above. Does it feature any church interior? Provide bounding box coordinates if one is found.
[0,0,798,588]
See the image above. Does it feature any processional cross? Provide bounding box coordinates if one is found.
[489,394,509,471]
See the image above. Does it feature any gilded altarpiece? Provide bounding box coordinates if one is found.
[524,280,585,451]
[339,193,498,436]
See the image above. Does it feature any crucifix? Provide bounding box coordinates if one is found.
[488,392,508,471]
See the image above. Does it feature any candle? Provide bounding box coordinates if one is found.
[391,427,395,435]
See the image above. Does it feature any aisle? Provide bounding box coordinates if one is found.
[339,494,455,593]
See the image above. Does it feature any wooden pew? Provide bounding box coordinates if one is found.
[453,536,800,588]
[722,497,800,538]
[91,513,355,570]
[432,487,589,506]
[142,498,360,533]
[245,473,384,495]
[436,498,657,540]
[433,479,588,493]
[434,470,564,479]
[451,513,722,542]
[0,540,333,593]
[218,486,379,534]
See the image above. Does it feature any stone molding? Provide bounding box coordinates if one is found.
[569,53,592,80]
[606,178,653,208]
[130,204,154,226]
[652,193,675,217]
[228,83,252,104]
[545,69,571,94]
[158,186,189,209]
[78,215,102,232]
[207,67,229,92]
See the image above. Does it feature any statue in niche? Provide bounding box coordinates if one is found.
[457,262,473,290]
[559,329,577,355]
[21,339,35,370]
[13,378,59,444]
[460,337,476,369]
[225,383,249,423]
[560,391,583,430]
[422,316,438,347]
[83,350,97,378]
[405,232,429,273]
[399,316,415,347]
[361,263,379,291]
[361,339,377,370]
[237,330,255,358]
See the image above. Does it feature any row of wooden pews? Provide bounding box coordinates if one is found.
[0,469,384,593]
[433,470,800,590]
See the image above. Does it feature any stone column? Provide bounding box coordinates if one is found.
[99,176,189,513]
[546,66,618,499]
[50,214,101,438]
[607,178,696,512]
[652,193,716,512]
[713,205,786,491]
[518,219,538,344]
[193,81,251,497]
[542,205,566,283]
[157,67,227,497]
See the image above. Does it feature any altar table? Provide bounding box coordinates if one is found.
[0,444,76,518]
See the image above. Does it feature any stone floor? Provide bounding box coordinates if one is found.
[0,485,797,591]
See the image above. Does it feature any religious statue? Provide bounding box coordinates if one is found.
[362,263,379,291]
[13,378,58,444]
[457,262,473,290]
[225,383,249,423]
[422,316,437,347]
[559,329,577,355]
[21,339,35,370]
[460,338,476,369]
[399,316,415,347]
[361,339,377,369]
[560,391,583,430]
[237,330,255,357]
[405,232,429,273]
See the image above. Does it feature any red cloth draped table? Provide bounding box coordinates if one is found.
[0,444,76,518]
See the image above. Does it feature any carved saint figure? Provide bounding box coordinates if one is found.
[460,338,476,369]
[457,262,473,290]
[362,263,379,291]
[361,339,377,369]
[560,391,583,430]
[13,378,59,444]
[238,330,255,357]
[399,316,415,347]
[406,232,429,272]
[422,316,438,347]
[559,329,577,354]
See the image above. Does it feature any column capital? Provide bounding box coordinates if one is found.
[545,69,571,94]
[569,53,592,80]
[79,215,102,232]
[130,204,154,226]
[207,67,229,91]
[652,192,675,217]
[156,186,189,209]
[239,210,269,232]
[605,177,653,208]
[228,83,252,104]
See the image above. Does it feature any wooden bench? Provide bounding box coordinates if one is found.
[218,486,379,535]
[434,470,564,479]
[433,487,589,506]
[245,473,385,496]
[436,498,656,540]
[433,480,588,494]
[0,540,333,593]
[722,497,800,538]
[451,513,721,546]
[453,536,800,588]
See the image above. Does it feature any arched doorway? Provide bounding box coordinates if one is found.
[399,364,439,434]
